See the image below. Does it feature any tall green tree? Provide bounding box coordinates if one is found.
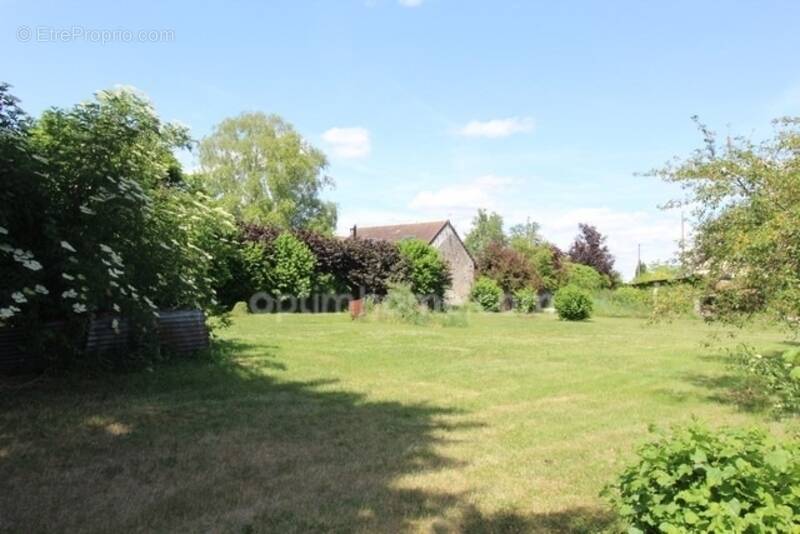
[198,112,336,232]
[511,240,567,291]
[654,116,800,326]
[509,218,541,247]
[464,209,505,257]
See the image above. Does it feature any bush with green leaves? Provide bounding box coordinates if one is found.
[554,285,593,320]
[270,232,316,298]
[396,238,451,299]
[378,283,428,325]
[513,287,538,313]
[604,422,800,533]
[1,85,234,364]
[471,276,503,312]
[565,263,607,291]
[241,223,408,299]
[733,346,800,415]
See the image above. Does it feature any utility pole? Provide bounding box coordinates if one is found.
[636,243,642,277]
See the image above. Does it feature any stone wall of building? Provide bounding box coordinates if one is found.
[431,224,475,305]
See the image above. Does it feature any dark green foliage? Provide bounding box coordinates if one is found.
[1,85,234,365]
[604,423,800,533]
[471,276,503,312]
[733,346,800,415]
[554,285,593,320]
[397,238,451,299]
[240,223,408,298]
[341,238,409,297]
[513,287,538,313]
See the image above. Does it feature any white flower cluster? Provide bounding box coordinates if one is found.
[0,243,43,271]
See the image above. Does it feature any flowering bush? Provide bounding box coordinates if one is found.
[1,85,235,364]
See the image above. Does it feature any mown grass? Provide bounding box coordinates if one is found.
[1,313,796,533]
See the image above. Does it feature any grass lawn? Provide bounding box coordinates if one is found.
[1,313,797,533]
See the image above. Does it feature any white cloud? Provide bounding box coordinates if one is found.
[409,175,515,211]
[398,0,423,6]
[456,117,535,138]
[322,127,371,159]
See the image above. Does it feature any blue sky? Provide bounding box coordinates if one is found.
[4,0,800,278]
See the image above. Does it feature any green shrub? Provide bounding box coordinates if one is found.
[513,287,538,313]
[270,232,316,298]
[381,283,428,325]
[554,285,593,320]
[733,346,800,415]
[397,238,451,299]
[604,422,800,533]
[471,276,503,312]
[565,263,607,291]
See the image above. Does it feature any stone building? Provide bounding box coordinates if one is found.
[351,220,475,304]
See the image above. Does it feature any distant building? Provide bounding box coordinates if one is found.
[351,220,475,304]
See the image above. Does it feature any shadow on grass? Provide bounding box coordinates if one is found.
[0,338,486,533]
[681,372,770,412]
[453,505,618,534]
[664,349,773,413]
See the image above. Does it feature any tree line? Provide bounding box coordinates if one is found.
[462,208,619,305]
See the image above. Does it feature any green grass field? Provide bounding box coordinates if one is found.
[1,313,796,533]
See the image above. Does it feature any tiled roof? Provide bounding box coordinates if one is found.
[352,221,449,244]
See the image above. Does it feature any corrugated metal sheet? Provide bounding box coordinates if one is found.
[157,310,209,355]
[85,316,132,355]
[1,309,208,372]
